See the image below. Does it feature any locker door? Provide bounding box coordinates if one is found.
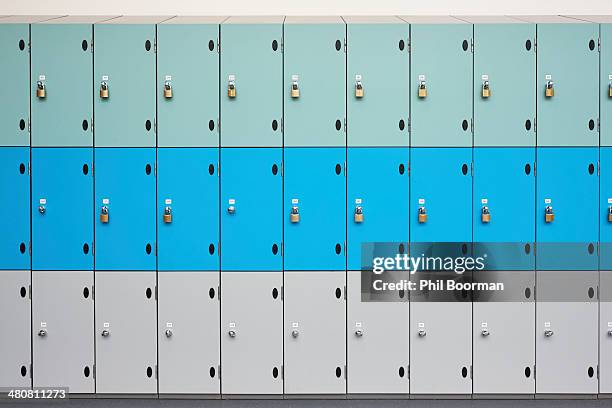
[220,272,283,395]
[95,148,156,271]
[157,148,219,271]
[284,148,346,271]
[95,271,157,394]
[601,271,612,393]
[284,17,345,147]
[31,24,93,147]
[220,18,283,147]
[158,272,220,395]
[157,23,219,147]
[536,23,598,146]
[93,24,156,147]
[347,148,408,270]
[410,22,472,147]
[346,19,409,147]
[220,148,282,271]
[284,271,346,395]
[0,148,30,270]
[602,24,612,147]
[473,23,535,147]
[0,23,29,146]
[32,148,93,270]
[32,271,94,393]
[0,271,31,388]
[347,270,409,394]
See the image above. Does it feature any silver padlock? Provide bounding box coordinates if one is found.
[38,329,47,337]
[418,329,426,337]
[165,329,173,338]
[544,329,554,337]
[481,328,490,336]
[101,329,110,337]
[292,329,299,338]
[608,329,612,337]
[38,205,46,214]
[227,205,235,214]
[228,330,236,337]
[355,329,364,337]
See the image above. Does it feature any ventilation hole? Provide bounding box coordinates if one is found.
[525,119,532,131]
[146,243,152,254]
[19,39,25,51]
[589,39,595,51]
[84,366,90,377]
[272,367,279,378]
[209,366,216,378]
[335,288,342,299]
[399,39,405,51]
[272,40,278,51]
[83,243,89,254]
[335,164,342,175]
[335,243,342,254]
[209,288,215,299]
[208,243,215,255]
[208,120,215,131]
[82,40,88,51]
[462,164,469,175]
[588,163,595,175]
[82,164,89,175]
[525,367,531,378]
[462,120,469,131]
[335,40,342,51]
[399,366,405,377]
[146,288,152,299]
[336,367,342,378]
[462,367,468,378]
[399,164,405,175]
[145,40,151,51]
[525,163,531,175]
[462,243,468,254]
[399,119,405,130]
[147,366,153,377]
[20,287,27,298]
[145,120,152,131]
[20,365,27,376]
[399,243,405,254]
[399,289,405,299]
[588,287,595,298]
[462,40,469,51]
[272,288,279,299]
[19,163,26,174]
[208,40,215,51]
[19,119,26,131]
[272,164,278,175]
[589,119,595,131]
[145,164,152,175]
[19,242,26,254]
[525,39,532,51]
[588,243,595,254]
[524,243,531,254]
[588,366,595,377]
[525,287,531,299]
[272,244,278,255]
[272,120,278,131]
[83,287,90,298]
[335,120,342,131]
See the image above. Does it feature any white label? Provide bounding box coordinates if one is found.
[481,198,488,204]
[292,322,299,328]
[355,198,362,204]
[40,322,47,328]
[165,199,172,205]
[355,74,362,81]
[229,322,236,328]
[166,322,173,328]
[609,74,612,80]
[102,198,109,205]
[104,322,110,328]
[165,75,172,81]
[418,198,425,205]
[228,74,235,81]
[291,74,299,81]
[608,198,612,204]
[544,322,551,328]
[291,198,299,204]
[545,74,552,80]
[418,74,425,81]
[481,322,488,328]
[39,198,46,205]
[102,75,108,81]
[228,199,235,205]
[39,75,46,81]
[481,74,489,81]
[355,322,362,328]
[544,198,551,204]
[418,322,425,328]
[608,322,612,327]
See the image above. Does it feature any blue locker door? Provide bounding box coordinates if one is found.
[0,148,30,269]
[32,148,93,270]
[284,148,346,271]
[601,148,612,267]
[220,148,282,271]
[347,148,409,270]
[94,148,156,270]
[410,148,472,243]
[157,148,219,271]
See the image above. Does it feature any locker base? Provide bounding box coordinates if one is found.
[159,394,221,400]
[94,394,158,399]
[535,394,598,400]
[284,394,347,399]
[347,394,410,399]
[473,394,535,399]
[221,394,283,400]
[411,394,472,400]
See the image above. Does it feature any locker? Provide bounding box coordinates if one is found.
[31,17,107,147]
[95,148,156,271]
[0,17,33,146]
[0,147,30,270]
[284,271,346,395]
[602,21,612,146]
[32,271,94,393]
[345,17,409,147]
[404,17,472,147]
[95,271,157,394]
[220,272,283,395]
[600,270,612,393]
[93,17,162,147]
[284,17,346,147]
[410,148,472,243]
[347,270,409,395]
[284,148,346,271]
[470,17,536,147]
[158,272,220,395]
[220,148,282,271]
[347,148,409,270]
[0,271,31,388]
[32,148,93,270]
[602,148,612,262]
[157,17,221,147]
[158,148,219,271]
[220,17,283,147]
[520,16,598,146]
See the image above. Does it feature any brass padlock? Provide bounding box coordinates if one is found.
[100,81,109,99]
[418,207,427,223]
[481,206,491,223]
[290,206,300,223]
[36,81,46,98]
[609,83,612,98]
[545,205,554,223]
[354,206,364,223]
[228,77,236,98]
[418,80,427,98]
[164,81,173,99]
[291,79,300,98]
[608,206,612,222]
[100,206,109,223]
[163,206,172,223]
[482,80,490,98]
[545,80,554,97]
[355,80,364,98]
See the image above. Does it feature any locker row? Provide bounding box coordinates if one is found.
[1,270,611,396]
[2,146,611,272]
[2,15,612,148]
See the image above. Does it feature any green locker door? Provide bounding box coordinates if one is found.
[157,17,222,147]
[31,17,107,147]
[531,16,598,147]
[220,17,283,148]
[346,17,409,147]
[406,16,472,147]
[94,17,163,147]
[601,21,612,146]
[471,17,535,147]
[284,17,346,147]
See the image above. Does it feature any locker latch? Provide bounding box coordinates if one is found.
[481,206,491,223]
[228,330,236,337]
[227,199,236,215]
[227,75,236,98]
[163,206,172,224]
[545,80,554,97]
[354,206,364,223]
[100,206,109,223]
[481,80,490,98]
[291,329,299,338]
[417,328,426,337]
[36,80,46,98]
[38,204,46,215]
[165,329,173,338]
[291,75,300,98]
[290,206,300,223]
[355,75,364,98]
[418,206,427,223]
[609,82,612,98]
[100,81,109,99]
[608,328,612,336]
[608,206,612,223]
[354,329,364,337]
[101,329,110,337]
[544,329,554,337]
[418,80,427,98]
[37,329,47,337]
[163,80,173,99]
[544,205,554,223]
[481,328,490,336]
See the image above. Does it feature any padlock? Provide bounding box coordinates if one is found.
[100,81,109,99]
[36,81,46,98]
[100,205,109,223]
[228,78,236,98]
[609,83,612,98]
[355,80,364,98]
[482,80,490,98]
[290,206,300,223]
[354,206,364,223]
[545,80,554,97]
[418,206,427,223]
[481,206,491,223]
[418,80,427,98]
[608,206,612,222]
[163,81,173,99]
[545,205,554,223]
[291,79,300,98]
[163,206,172,223]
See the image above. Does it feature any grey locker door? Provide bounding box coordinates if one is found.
[32,271,94,393]
[221,272,283,395]
[347,270,409,394]
[0,271,31,388]
[410,302,472,394]
[95,271,157,394]
[284,271,346,395]
[601,270,612,394]
[158,272,220,395]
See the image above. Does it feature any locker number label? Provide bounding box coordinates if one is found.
[355,322,362,327]
[544,198,551,204]
[39,198,46,205]
[228,199,235,205]
[166,322,173,328]
[481,198,488,204]
[292,74,299,81]
[165,199,172,205]
[609,75,612,80]
[355,74,362,81]
[165,75,172,81]
[418,74,426,81]
[102,75,109,81]
[40,322,46,328]
[608,198,612,204]
[544,321,551,328]
[355,198,362,204]
[418,198,425,205]
[229,322,235,328]
[481,322,488,328]
[38,75,46,81]
[102,198,109,205]
[545,74,552,80]
[291,198,299,204]
[418,322,425,328]
[481,74,489,81]
[292,322,299,328]
[228,74,235,81]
